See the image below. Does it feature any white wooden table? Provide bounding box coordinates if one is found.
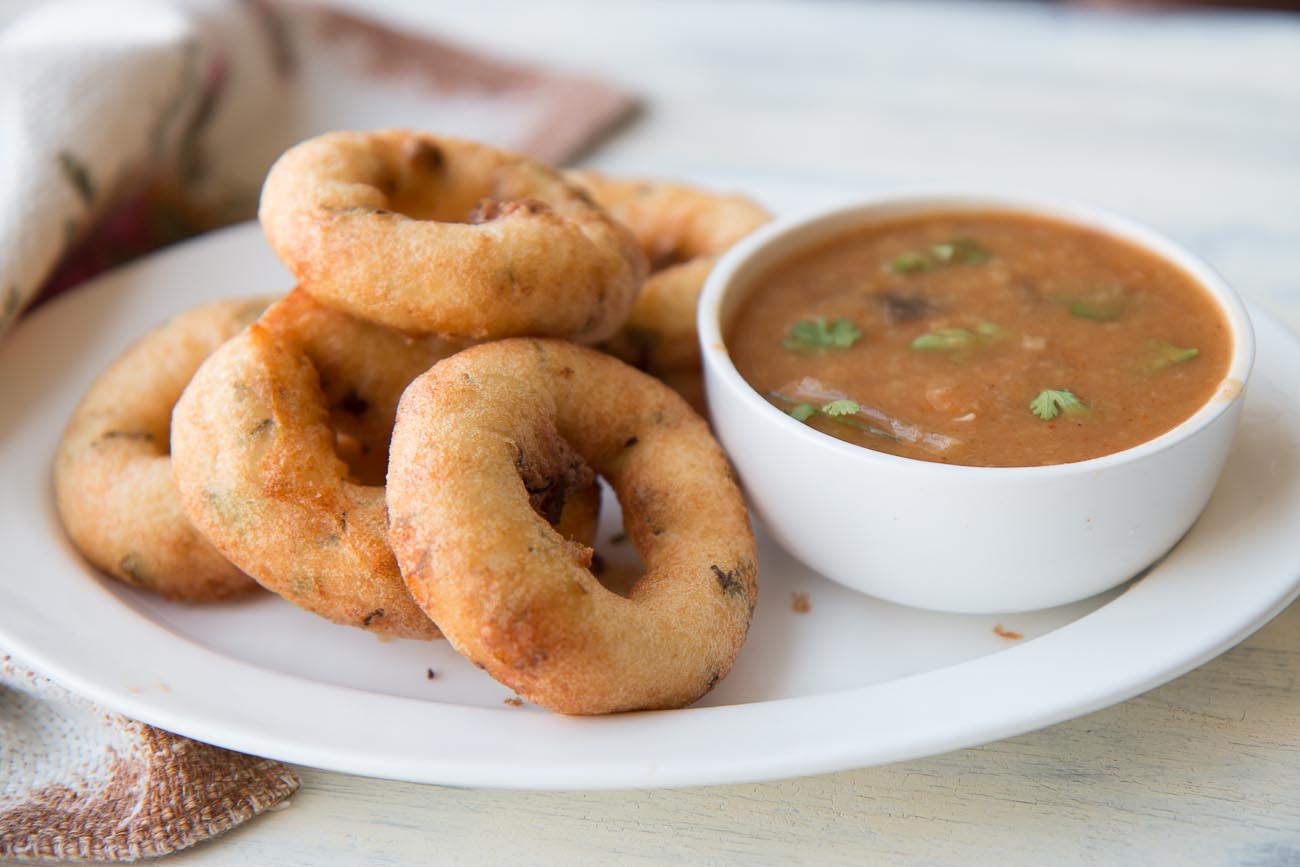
[132,1,1300,862]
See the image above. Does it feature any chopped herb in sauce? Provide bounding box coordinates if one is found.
[771,378,960,454]
[934,239,991,264]
[773,391,894,440]
[1030,389,1088,421]
[911,328,972,351]
[821,399,860,417]
[910,322,1005,352]
[889,251,931,274]
[1146,340,1200,372]
[889,238,991,274]
[782,316,862,354]
[1066,284,1128,322]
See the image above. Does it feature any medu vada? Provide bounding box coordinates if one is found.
[386,339,758,714]
[566,171,770,374]
[259,130,647,341]
[657,367,708,417]
[172,290,603,639]
[54,297,272,602]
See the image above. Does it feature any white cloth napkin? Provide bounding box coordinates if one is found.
[0,0,635,333]
[0,1,634,860]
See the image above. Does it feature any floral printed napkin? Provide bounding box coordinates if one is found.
[0,0,634,860]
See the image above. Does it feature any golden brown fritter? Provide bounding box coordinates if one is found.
[54,298,273,602]
[260,130,647,341]
[387,339,757,714]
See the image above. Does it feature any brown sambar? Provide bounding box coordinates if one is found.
[726,211,1232,467]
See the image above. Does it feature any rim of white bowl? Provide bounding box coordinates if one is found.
[698,190,1256,477]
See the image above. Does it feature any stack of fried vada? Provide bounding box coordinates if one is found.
[567,171,771,413]
[55,129,767,714]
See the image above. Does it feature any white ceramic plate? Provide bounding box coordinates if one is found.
[3,179,1299,790]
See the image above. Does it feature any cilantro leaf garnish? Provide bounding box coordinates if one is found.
[1030,388,1088,421]
[889,251,931,274]
[889,239,991,274]
[782,317,862,354]
[1069,301,1120,322]
[1066,284,1128,322]
[936,238,991,265]
[910,322,1004,352]
[930,242,958,264]
[911,328,974,351]
[787,403,817,421]
[772,393,894,441]
[1146,340,1199,372]
[821,399,860,417]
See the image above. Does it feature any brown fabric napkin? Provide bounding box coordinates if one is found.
[1,656,299,862]
[0,0,634,860]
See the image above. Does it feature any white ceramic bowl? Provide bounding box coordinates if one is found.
[699,193,1255,613]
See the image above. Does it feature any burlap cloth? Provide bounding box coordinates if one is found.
[0,0,634,860]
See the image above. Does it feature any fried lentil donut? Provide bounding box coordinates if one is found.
[173,291,603,638]
[259,130,647,341]
[54,297,271,602]
[387,339,758,714]
[566,171,770,373]
[601,256,716,374]
[657,367,708,417]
